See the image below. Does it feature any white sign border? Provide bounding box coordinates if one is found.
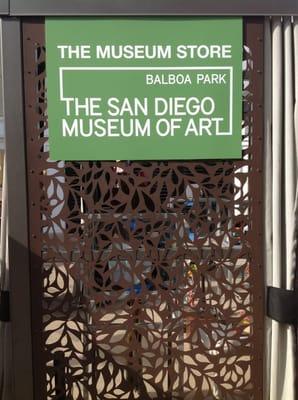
[59,66,234,136]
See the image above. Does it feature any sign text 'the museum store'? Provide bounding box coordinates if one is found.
[46,18,243,160]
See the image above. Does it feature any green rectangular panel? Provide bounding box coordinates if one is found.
[46,18,243,160]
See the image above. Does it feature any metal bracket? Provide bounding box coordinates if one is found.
[0,290,10,322]
[267,286,297,324]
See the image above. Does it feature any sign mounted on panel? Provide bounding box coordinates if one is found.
[46,18,243,161]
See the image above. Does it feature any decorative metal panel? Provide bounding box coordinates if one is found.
[22,18,264,400]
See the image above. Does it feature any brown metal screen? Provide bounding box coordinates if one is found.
[22,18,264,400]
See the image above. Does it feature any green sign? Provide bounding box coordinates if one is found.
[46,18,243,160]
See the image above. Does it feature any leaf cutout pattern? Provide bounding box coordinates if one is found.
[24,22,263,400]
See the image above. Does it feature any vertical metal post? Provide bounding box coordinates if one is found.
[244,17,265,398]
[1,18,34,400]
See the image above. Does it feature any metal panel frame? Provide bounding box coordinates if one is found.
[9,0,298,16]
[1,18,34,400]
[0,14,266,400]
[21,16,265,399]
[244,18,265,397]
[22,18,47,400]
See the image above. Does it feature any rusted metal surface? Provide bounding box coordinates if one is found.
[22,18,264,399]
